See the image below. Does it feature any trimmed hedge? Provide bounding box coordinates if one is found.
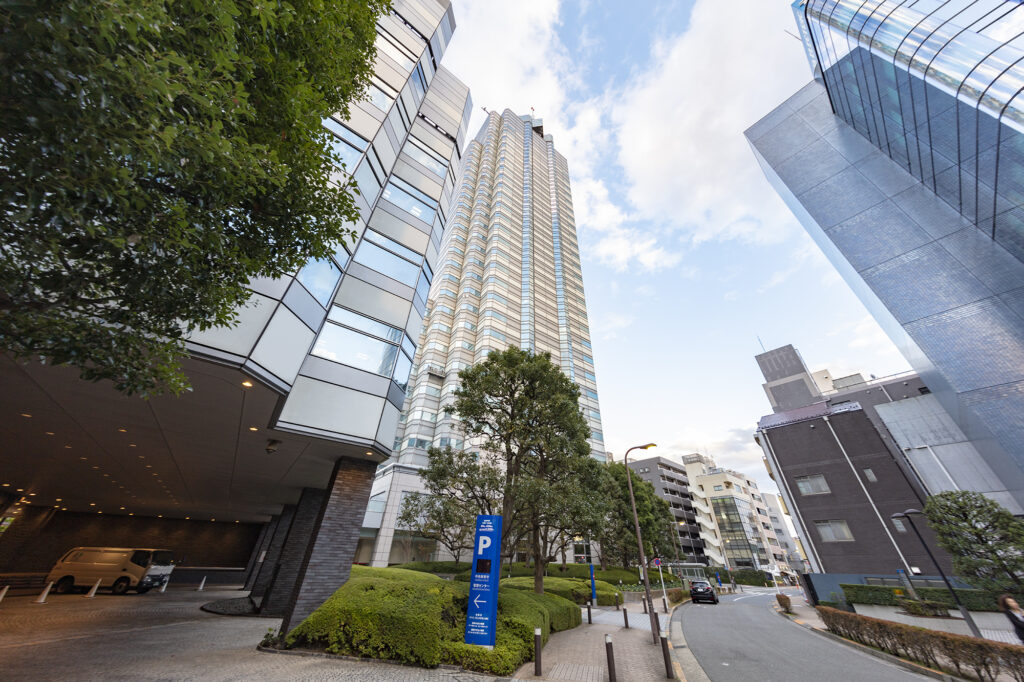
[818,605,1024,682]
[703,566,769,587]
[390,561,470,575]
[666,588,686,605]
[501,576,621,606]
[447,562,640,586]
[776,593,792,614]
[839,583,1015,612]
[286,566,581,676]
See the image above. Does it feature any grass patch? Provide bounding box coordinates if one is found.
[501,575,621,606]
[286,566,580,676]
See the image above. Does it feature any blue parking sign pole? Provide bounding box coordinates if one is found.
[465,515,503,648]
[589,564,597,603]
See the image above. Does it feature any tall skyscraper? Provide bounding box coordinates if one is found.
[747,1,1024,511]
[0,0,470,633]
[363,110,606,566]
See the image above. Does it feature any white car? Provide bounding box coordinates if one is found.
[46,547,174,595]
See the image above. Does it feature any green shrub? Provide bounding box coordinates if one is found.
[776,593,792,614]
[391,561,471,575]
[840,583,1012,612]
[703,566,768,587]
[666,588,686,605]
[501,576,620,606]
[287,566,581,676]
[897,598,951,618]
[546,563,639,584]
[818,605,1024,681]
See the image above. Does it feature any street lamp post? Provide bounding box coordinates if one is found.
[623,443,660,644]
[891,509,982,638]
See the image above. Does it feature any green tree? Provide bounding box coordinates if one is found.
[924,490,1024,592]
[1,0,387,395]
[451,347,596,594]
[398,446,503,564]
[595,463,676,571]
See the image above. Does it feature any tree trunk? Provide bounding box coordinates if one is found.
[560,534,567,570]
[533,523,544,594]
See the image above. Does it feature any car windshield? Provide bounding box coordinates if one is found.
[151,551,174,566]
[693,581,710,588]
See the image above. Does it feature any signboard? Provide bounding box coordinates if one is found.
[652,557,661,567]
[465,514,503,648]
[589,564,597,603]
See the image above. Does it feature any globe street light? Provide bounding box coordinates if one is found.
[891,509,982,638]
[623,442,660,644]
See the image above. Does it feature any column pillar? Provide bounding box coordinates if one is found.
[250,504,295,604]
[261,487,326,616]
[280,457,377,633]
[243,517,277,591]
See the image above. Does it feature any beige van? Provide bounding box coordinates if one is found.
[46,547,174,594]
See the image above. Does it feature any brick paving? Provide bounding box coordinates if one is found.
[513,607,672,682]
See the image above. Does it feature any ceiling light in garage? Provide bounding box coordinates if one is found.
[1,483,8,487]
[16,488,23,491]
[97,511,102,514]
[210,518,215,522]
[129,513,134,516]
[129,443,137,448]
[20,413,31,418]
[63,445,71,449]
[45,431,54,436]
[28,493,36,496]
[89,502,95,506]
[56,498,62,502]
[120,506,125,510]
[157,515,162,518]
[242,381,253,388]
[248,426,258,432]
[366,451,374,456]
[118,428,127,432]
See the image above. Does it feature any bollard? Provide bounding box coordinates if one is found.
[85,579,101,598]
[643,596,648,614]
[615,592,620,610]
[660,634,674,679]
[662,596,669,614]
[35,581,53,604]
[623,606,629,629]
[605,634,617,682]
[0,585,8,605]
[196,576,206,592]
[587,601,593,624]
[534,627,542,676]
[160,579,168,593]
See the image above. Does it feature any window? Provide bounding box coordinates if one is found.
[365,79,397,111]
[312,323,398,376]
[352,229,421,287]
[130,550,151,568]
[713,485,724,491]
[296,258,341,307]
[863,468,878,483]
[795,474,830,496]
[892,518,908,533]
[381,176,438,222]
[815,520,854,542]
[322,117,367,171]
[405,136,448,179]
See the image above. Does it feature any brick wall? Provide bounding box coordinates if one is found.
[261,488,325,616]
[0,508,262,572]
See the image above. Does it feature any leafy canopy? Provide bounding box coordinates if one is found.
[594,462,676,569]
[924,490,1024,592]
[0,0,388,394]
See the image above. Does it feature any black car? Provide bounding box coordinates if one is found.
[690,580,718,604]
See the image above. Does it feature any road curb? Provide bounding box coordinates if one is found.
[669,599,712,682]
[256,645,508,680]
[770,606,965,682]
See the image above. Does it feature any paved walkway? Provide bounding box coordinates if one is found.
[514,606,671,682]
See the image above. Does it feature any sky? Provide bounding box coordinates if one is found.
[439,0,913,494]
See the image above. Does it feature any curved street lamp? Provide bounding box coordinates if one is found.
[623,442,660,644]
[891,509,981,638]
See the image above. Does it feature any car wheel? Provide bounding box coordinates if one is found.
[714,598,719,604]
[54,577,75,594]
[135,586,151,594]
[111,578,130,595]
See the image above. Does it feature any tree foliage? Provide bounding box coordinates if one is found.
[0,0,388,394]
[924,490,1024,592]
[594,463,676,570]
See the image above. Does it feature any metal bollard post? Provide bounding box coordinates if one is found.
[643,596,648,614]
[623,606,629,629]
[35,581,53,604]
[587,601,592,624]
[615,592,620,610]
[534,627,542,676]
[85,579,101,598]
[605,634,617,682]
[0,585,9,605]
[196,576,206,592]
[662,596,669,614]
[660,634,674,679]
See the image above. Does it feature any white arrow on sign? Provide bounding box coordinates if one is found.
[473,594,486,609]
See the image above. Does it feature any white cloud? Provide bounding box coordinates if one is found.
[593,312,634,341]
[611,0,811,246]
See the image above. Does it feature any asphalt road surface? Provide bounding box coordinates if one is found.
[676,589,930,682]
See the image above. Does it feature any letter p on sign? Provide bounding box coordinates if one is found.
[478,536,491,554]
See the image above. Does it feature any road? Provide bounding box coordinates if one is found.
[674,588,930,682]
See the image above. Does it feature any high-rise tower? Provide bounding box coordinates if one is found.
[363,110,605,566]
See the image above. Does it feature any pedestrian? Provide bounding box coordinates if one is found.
[999,594,1024,644]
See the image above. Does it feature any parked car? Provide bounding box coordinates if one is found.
[690,580,718,604]
[46,547,174,595]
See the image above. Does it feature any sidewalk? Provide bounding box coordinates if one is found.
[784,595,827,630]
[513,607,671,682]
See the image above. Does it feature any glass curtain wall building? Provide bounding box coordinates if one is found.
[747,0,1024,511]
[363,110,606,566]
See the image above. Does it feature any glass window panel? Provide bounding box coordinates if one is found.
[367,84,392,112]
[415,271,430,303]
[328,306,402,343]
[353,241,420,286]
[376,32,414,70]
[312,323,399,376]
[393,351,412,389]
[406,136,448,178]
[296,258,341,307]
[401,334,416,358]
[382,181,434,222]
[363,229,421,263]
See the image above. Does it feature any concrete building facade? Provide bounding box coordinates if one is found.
[363,109,606,565]
[747,0,1024,512]
[0,0,470,633]
[627,456,705,564]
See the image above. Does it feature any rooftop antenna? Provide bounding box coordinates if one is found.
[530,106,535,117]
[757,335,767,353]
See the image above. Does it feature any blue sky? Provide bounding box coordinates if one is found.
[441,0,912,492]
